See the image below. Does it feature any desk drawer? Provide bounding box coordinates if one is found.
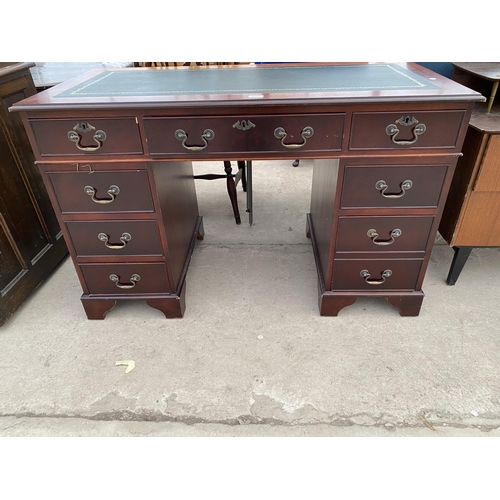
[336,216,434,253]
[144,114,344,155]
[66,220,163,257]
[47,170,154,214]
[331,259,423,291]
[80,263,171,295]
[30,118,143,156]
[341,164,448,209]
[349,110,465,150]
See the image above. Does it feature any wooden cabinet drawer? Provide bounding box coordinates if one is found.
[80,263,171,295]
[331,258,423,291]
[66,220,163,257]
[349,110,466,150]
[144,113,344,155]
[336,216,435,252]
[47,170,154,214]
[341,164,448,209]
[29,118,143,156]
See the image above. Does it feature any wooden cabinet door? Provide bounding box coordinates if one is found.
[0,63,67,326]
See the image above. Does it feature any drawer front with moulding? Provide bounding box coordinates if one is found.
[80,263,171,295]
[335,216,435,253]
[349,111,465,151]
[331,259,423,291]
[341,164,449,209]
[66,220,163,257]
[144,114,345,155]
[47,170,154,214]
[30,118,143,156]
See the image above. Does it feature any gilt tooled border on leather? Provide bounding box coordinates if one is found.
[54,64,438,98]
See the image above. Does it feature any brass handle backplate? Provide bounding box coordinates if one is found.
[274,126,314,149]
[175,129,215,151]
[360,269,392,285]
[385,116,426,146]
[68,122,107,152]
[84,185,120,204]
[109,273,141,289]
[375,180,413,199]
[367,228,402,246]
[98,232,131,249]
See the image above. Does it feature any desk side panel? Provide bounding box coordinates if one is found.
[309,159,338,282]
[150,161,199,290]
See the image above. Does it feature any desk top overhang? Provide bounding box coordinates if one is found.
[12,62,483,112]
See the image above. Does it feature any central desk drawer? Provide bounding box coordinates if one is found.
[336,216,435,253]
[331,259,423,291]
[66,220,163,257]
[143,114,344,155]
[349,110,466,150]
[47,170,154,214]
[341,164,449,209]
[80,263,171,295]
[30,117,143,156]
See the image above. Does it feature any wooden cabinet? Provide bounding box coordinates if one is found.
[0,63,67,326]
[309,155,458,316]
[37,161,201,319]
[438,63,500,284]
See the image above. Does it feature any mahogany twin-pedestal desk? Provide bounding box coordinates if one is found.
[10,63,482,319]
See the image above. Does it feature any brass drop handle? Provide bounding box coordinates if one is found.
[84,185,120,204]
[385,116,426,145]
[360,269,392,285]
[98,232,131,249]
[67,122,107,152]
[109,273,141,289]
[274,126,314,148]
[367,228,402,246]
[175,128,215,151]
[375,180,412,199]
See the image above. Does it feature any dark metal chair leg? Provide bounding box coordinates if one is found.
[246,160,253,226]
[446,246,473,285]
[237,160,247,192]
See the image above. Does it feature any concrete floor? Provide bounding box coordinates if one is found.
[1,159,500,437]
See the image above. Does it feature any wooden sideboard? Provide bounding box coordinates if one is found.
[10,63,482,318]
[0,63,68,326]
[439,63,500,284]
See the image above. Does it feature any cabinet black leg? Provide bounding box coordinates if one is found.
[446,246,473,285]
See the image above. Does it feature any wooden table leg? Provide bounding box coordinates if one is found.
[487,81,499,113]
[223,161,241,225]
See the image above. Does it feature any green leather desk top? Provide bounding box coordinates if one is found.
[56,64,437,98]
[11,63,484,111]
